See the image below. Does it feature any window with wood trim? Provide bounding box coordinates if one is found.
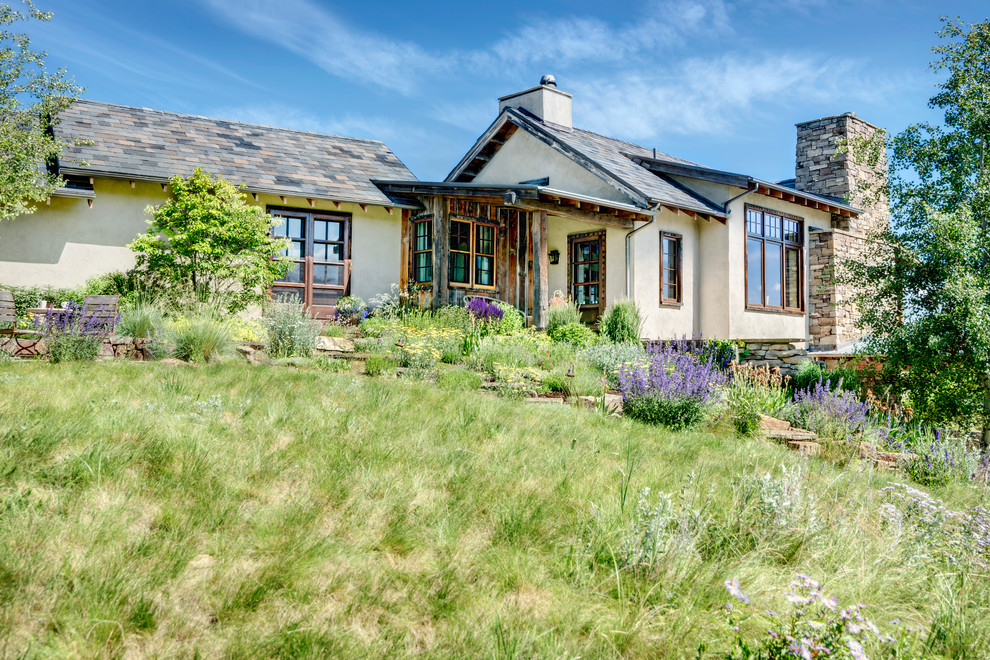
[448,218,496,288]
[660,232,681,305]
[745,206,803,312]
[569,232,603,311]
[270,208,350,313]
[412,218,432,283]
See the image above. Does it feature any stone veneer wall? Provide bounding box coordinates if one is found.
[739,341,809,377]
[795,112,889,350]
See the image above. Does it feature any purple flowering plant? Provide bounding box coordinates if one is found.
[33,300,118,339]
[789,378,873,442]
[465,297,504,324]
[723,574,924,659]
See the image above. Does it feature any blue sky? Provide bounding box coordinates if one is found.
[25,0,988,183]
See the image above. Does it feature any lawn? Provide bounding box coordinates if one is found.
[0,360,987,657]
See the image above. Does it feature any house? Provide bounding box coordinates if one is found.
[0,100,417,318]
[375,76,888,351]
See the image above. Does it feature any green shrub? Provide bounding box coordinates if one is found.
[580,342,645,385]
[791,360,861,394]
[47,333,101,363]
[164,313,232,363]
[264,300,320,358]
[269,356,316,368]
[545,293,580,337]
[365,355,398,376]
[321,321,346,338]
[725,365,791,436]
[83,270,144,308]
[435,367,482,392]
[541,371,570,395]
[3,284,83,321]
[548,322,596,347]
[599,299,642,343]
[436,305,472,332]
[116,303,164,339]
[315,356,350,373]
[624,395,706,430]
[495,302,524,334]
[335,296,368,324]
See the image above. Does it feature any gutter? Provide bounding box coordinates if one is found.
[624,203,660,298]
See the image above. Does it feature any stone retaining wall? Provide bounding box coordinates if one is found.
[1,336,153,360]
[739,341,810,376]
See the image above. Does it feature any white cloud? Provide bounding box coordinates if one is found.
[569,53,907,140]
[198,0,446,94]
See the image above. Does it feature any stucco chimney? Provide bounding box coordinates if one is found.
[796,112,889,351]
[498,76,572,128]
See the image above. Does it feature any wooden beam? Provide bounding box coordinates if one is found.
[279,195,286,204]
[307,198,315,207]
[770,189,783,199]
[251,192,258,201]
[430,196,448,309]
[332,200,341,209]
[783,192,795,202]
[359,204,368,212]
[385,206,394,215]
[532,210,548,329]
[516,199,635,229]
[399,208,410,291]
[129,180,135,189]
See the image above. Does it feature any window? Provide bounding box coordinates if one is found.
[568,231,604,320]
[271,208,350,313]
[412,218,432,283]
[660,233,681,305]
[745,206,803,312]
[448,219,496,288]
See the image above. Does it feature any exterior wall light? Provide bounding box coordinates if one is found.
[549,249,560,265]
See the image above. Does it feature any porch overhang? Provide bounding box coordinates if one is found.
[374,180,666,228]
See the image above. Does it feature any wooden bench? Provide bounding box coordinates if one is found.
[81,294,120,334]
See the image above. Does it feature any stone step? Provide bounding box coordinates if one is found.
[766,428,819,442]
[787,440,821,456]
[578,394,623,414]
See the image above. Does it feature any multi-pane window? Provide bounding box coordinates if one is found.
[571,235,601,308]
[412,218,432,283]
[660,233,681,305]
[448,219,496,288]
[745,206,803,312]
[271,209,349,313]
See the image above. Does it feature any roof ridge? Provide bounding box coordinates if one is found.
[68,99,393,149]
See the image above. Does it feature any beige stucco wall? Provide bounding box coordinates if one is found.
[0,176,402,302]
[474,130,629,203]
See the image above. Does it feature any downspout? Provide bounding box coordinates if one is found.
[624,204,659,298]
[723,179,759,214]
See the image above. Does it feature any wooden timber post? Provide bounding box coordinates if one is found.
[531,209,549,328]
[399,208,410,291]
[428,195,449,309]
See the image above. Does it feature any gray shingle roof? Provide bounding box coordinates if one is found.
[448,108,724,216]
[54,100,416,206]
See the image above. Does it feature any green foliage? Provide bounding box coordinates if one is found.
[320,321,346,338]
[128,168,290,312]
[3,283,81,321]
[334,296,368,324]
[623,394,706,430]
[904,432,980,487]
[495,302,524,335]
[365,355,398,376]
[0,1,85,222]
[545,293,581,337]
[116,303,163,339]
[580,341,645,385]
[162,312,232,363]
[315,356,350,373]
[358,317,392,338]
[791,360,862,395]
[598,299,642,343]
[263,299,320,359]
[434,367,482,392]
[548,322,596,348]
[726,366,790,436]
[46,333,99,363]
[841,19,990,444]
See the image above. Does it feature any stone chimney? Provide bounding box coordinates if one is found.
[498,75,572,128]
[795,112,889,351]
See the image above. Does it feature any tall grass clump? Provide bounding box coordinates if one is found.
[580,341,644,385]
[117,302,164,339]
[725,364,790,435]
[599,299,642,343]
[162,311,232,362]
[545,290,581,337]
[264,299,320,358]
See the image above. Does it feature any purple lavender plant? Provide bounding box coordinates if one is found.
[617,341,727,404]
[465,297,504,323]
[34,300,118,339]
[791,377,872,442]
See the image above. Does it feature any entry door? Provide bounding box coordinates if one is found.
[271,209,350,318]
[568,231,605,323]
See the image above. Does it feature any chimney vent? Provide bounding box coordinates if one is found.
[498,76,573,128]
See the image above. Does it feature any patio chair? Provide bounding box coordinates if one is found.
[81,294,120,334]
[0,289,39,337]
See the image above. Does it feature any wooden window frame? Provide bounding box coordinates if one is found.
[744,205,804,314]
[269,206,351,316]
[567,230,606,318]
[660,232,682,306]
[448,218,497,290]
[412,217,433,284]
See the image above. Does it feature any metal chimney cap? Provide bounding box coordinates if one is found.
[540,74,556,88]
